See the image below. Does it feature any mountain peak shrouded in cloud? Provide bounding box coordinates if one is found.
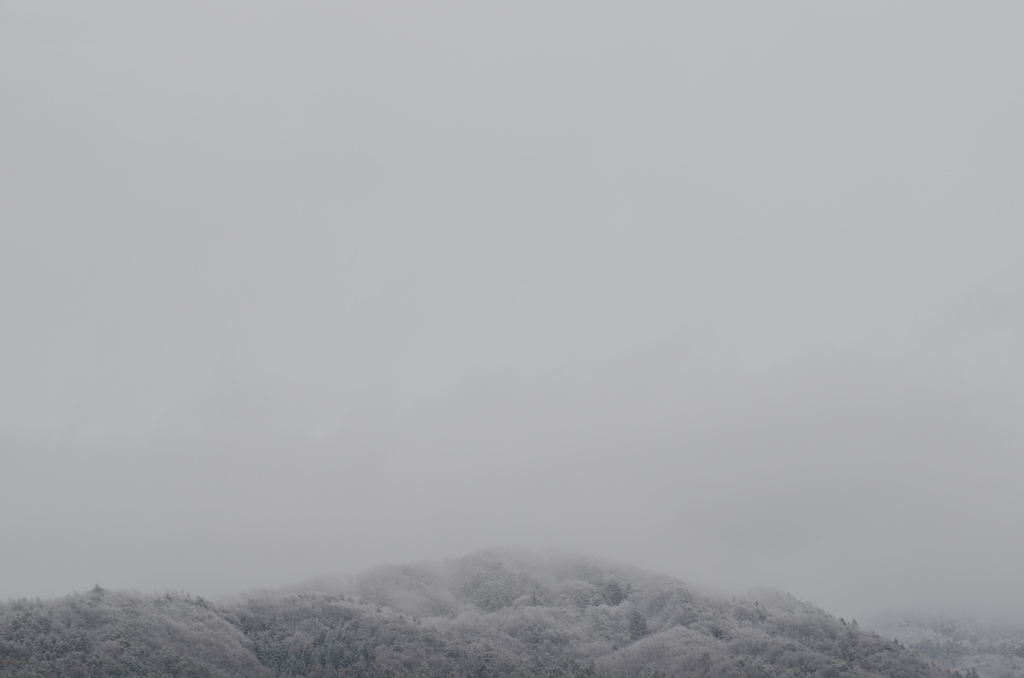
[0,550,958,678]
[2,0,1023,629]
[2,353,1020,622]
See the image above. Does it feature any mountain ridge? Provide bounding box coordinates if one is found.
[0,549,958,677]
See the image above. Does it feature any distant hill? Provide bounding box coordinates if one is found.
[870,613,1024,678]
[1,550,956,677]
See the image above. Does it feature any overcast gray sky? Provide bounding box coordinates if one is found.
[2,1,1022,623]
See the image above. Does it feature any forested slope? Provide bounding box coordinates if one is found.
[1,550,958,678]
[871,614,1024,678]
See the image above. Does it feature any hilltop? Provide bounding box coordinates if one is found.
[1,550,955,677]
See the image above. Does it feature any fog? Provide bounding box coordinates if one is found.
[2,2,1022,624]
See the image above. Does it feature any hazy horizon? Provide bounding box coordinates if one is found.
[2,1,1022,625]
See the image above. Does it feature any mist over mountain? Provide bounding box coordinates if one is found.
[870,614,1024,678]
[3,0,1024,647]
[0,551,959,678]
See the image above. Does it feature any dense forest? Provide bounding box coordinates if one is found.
[1,550,960,678]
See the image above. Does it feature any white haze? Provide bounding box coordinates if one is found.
[1,2,1022,624]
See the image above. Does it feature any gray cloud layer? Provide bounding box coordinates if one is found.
[2,1,1022,623]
